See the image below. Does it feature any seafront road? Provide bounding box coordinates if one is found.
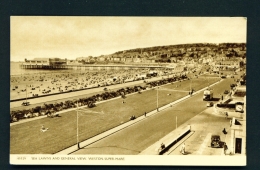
[72,78,234,155]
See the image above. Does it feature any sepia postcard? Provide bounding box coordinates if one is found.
[10,16,247,165]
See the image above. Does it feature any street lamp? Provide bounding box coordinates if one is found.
[157,85,159,111]
[22,84,29,106]
[76,100,80,149]
[25,84,28,103]
[176,116,177,130]
[190,78,193,95]
[190,78,191,92]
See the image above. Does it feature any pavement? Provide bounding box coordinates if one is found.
[141,107,234,156]
[139,125,192,155]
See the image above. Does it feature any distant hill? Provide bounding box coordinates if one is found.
[84,43,246,64]
[112,43,246,55]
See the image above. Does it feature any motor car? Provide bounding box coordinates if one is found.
[224,90,229,94]
[129,115,136,120]
[21,101,30,106]
[221,75,226,78]
[230,84,236,88]
[207,102,214,107]
[211,135,224,148]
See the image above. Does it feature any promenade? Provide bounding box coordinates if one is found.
[10,76,165,109]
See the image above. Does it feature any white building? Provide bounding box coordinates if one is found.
[230,96,246,155]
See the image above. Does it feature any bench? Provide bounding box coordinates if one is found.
[158,125,191,155]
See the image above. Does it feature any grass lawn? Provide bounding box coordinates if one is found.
[10,77,220,154]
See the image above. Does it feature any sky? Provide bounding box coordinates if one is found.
[11,17,247,61]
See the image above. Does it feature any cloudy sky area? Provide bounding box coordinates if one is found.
[11,17,246,61]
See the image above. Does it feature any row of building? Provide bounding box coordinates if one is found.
[74,52,245,64]
[230,85,246,155]
[215,77,246,155]
[22,55,245,68]
[21,43,246,66]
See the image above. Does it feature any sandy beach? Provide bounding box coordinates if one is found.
[10,68,174,100]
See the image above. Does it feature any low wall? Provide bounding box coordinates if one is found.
[158,125,191,155]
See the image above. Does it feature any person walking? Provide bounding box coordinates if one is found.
[180,143,186,155]
[223,143,228,155]
[161,143,165,150]
[158,142,166,153]
[225,112,229,119]
[144,112,147,117]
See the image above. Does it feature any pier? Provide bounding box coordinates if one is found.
[20,63,170,70]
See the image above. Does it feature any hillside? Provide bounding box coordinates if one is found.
[78,43,246,64]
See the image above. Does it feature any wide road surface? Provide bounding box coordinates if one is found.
[72,78,234,155]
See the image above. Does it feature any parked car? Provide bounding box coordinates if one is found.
[230,84,236,88]
[211,135,224,148]
[224,90,229,94]
[129,115,136,120]
[221,75,226,78]
[21,101,30,106]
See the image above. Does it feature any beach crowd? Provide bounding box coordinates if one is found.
[11,68,174,100]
